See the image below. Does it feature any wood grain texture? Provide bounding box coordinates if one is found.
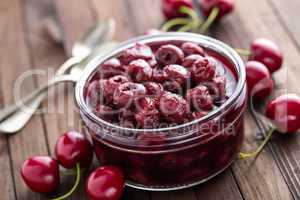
[22,0,99,199]
[2,0,300,199]
[0,0,51,199]
[54,0,95,56]
[211,0,298,199]
[267,0,300,49]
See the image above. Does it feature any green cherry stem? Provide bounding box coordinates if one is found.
[60,167,87,176]
[235,48,251,57]
[161,18,191,31]
[179,6,200,21]
[53,163,81,200]
[200,7,220,33]
[238,127,276,160]
[177,21,197,32]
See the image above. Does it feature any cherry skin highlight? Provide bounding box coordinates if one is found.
[250,38,283,73]
[86,166,125,200]
[55,131,93,169]
[245,61,274,101]
[266,94,300,133]
[21,156,60,193]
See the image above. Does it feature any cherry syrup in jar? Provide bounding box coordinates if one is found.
[77,33,246,190]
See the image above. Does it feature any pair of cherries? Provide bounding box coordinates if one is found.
[245,38,283,101]
[161,0,234,33]
[162,0,234,20]
[238,38,300,158]
[21,131,124,200]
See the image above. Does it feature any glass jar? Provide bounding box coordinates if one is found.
[75,33,247,191]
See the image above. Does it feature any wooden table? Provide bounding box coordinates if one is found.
[0,0,299,199]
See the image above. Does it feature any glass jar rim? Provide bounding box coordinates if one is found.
[75,32,246,134]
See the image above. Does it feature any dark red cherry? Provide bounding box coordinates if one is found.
[159,92,189,123]
[135,97,157,112]
[86,79,106,108]
[162,81,183,94]
[144,82,164,96]
[153,68,167,83]
[155,44,184,65]
[113,82,146,108]
[86,166,125,200]
[164,64,189,85]
[191,57,216,83]
[99,58,124,78]
[94,104,114,121]
[119,118,137,128]
[21,156,59,193]
[118,108,137,128]
[55,131,93,169]
[245,61,274,100]
[250,38,283,73]
[128,59,153,82]
[181,42,205,56]
[135,109,160,128]
[182,54,204,68]
[104,75,129,102]
[121,43,153,64]
[200,0,234,18]
[186,85,214,111]
[190,111,209,120]
[266,94,300,133]
[161,0,193,19]
[210,75,227,103]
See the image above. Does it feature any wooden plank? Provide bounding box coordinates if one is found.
[90,0,136,41]
[22,0,97,199]
[267,0,300,48]
[0,4,17,200]
[54,0,95,55]
[195,170,243,200]
[212,0,299,199]
[0,0,51,199]
[233,113,291,200]
[125,0,162,34]
[260,0,300,197]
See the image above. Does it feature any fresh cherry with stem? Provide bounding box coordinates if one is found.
[86,166,125,200]
[53,131,94,200]
[21,156,60,193]
[265,94,300,133]
[161,0,193,19]
[235,38,283,74]
[250,38,283,73]
[245,61,274,101]
[199,0,235,33]
[161,6,202,32]
[239,94,300,159]
[55,131,93,169]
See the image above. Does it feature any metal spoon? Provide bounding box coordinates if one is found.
[0,41,118,134]
[0,19,115,123]
[0,22,117,133]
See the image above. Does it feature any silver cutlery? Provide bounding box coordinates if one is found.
[0,20,117,134]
